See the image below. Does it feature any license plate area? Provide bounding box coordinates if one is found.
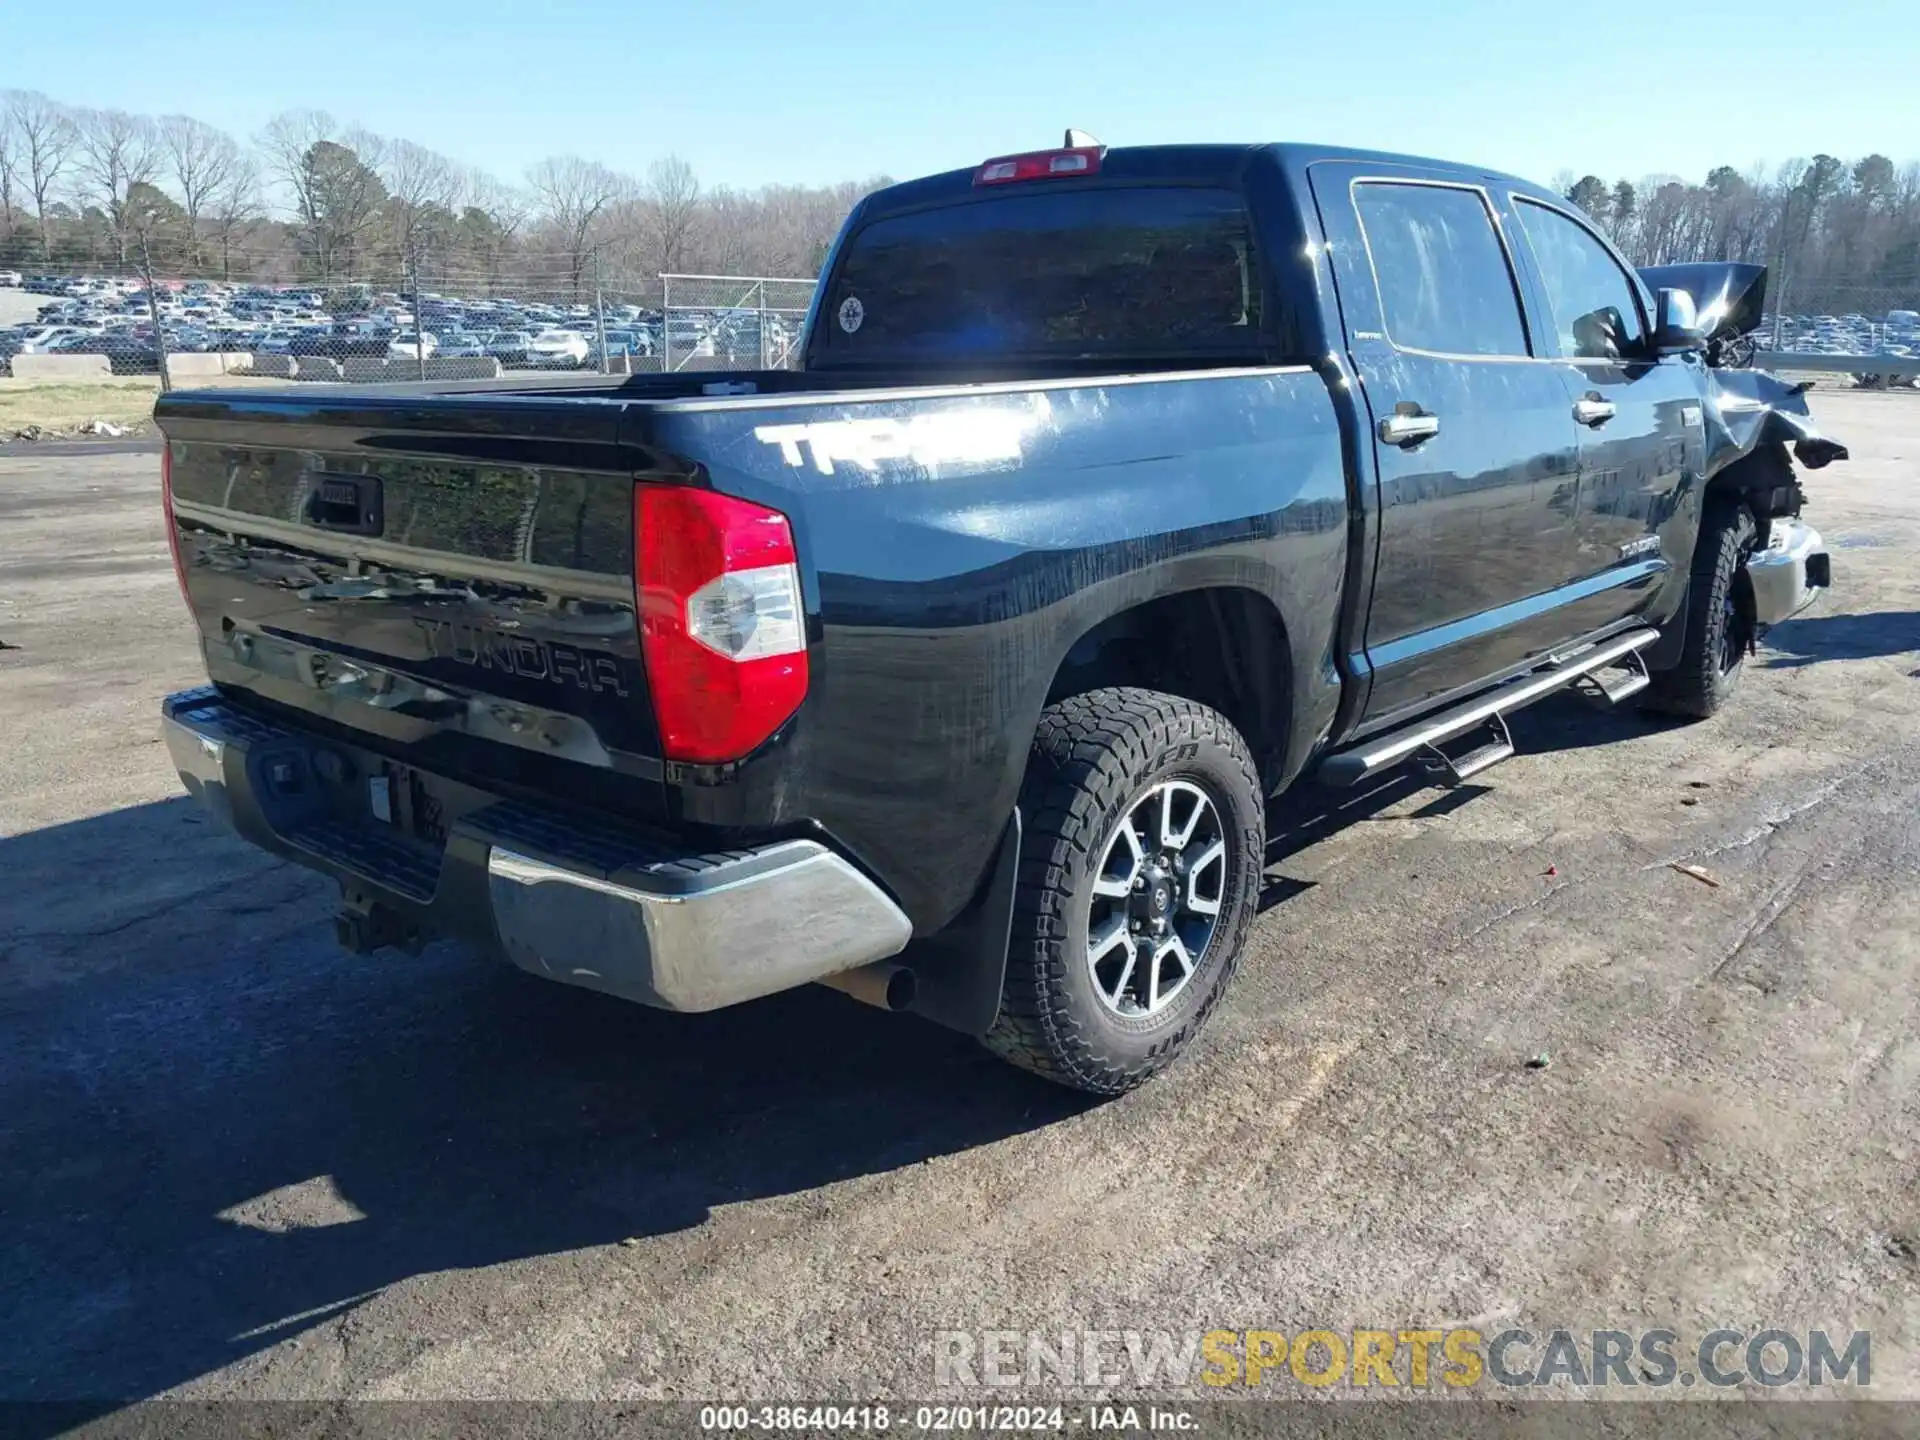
[368,762,449,848]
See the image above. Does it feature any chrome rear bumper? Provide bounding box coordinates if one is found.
[161,687,912,1012]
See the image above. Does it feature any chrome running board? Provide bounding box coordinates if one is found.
[1319,628,1662,788]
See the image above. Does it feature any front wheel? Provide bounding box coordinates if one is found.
[1644,502,1759,719]
[982,688,1265,1094]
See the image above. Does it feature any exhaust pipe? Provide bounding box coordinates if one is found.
[818,961,917,1013]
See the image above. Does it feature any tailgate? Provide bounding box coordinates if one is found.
[157,392,667,816]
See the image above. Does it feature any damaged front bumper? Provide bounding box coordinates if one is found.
[1749,518,1831,626]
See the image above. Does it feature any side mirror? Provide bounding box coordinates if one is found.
[1651,287,1706,354]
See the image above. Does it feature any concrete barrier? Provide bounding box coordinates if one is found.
[422,356,504,380]
[9,353,112,380]
[242,354,295,379]
[1755,351,1920,386]
[341,357,394,383]
[166,351,253,378]
[293,357,344,382]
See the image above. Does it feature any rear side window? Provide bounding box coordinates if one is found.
[1352,183,1529,357]
[813,186,1263,366]
[1513,199,1647,359]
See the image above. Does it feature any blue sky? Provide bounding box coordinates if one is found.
[2,0,1906,192]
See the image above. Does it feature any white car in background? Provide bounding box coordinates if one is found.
[387,331,438,359]
[16,325,95,353]
[0,270,22,288]
[526,329,591,368]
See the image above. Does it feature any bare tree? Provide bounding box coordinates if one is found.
[527,155,626,297]
[257,108,329,217]
[702,187,755,275]
[381,137,461,271]
[0,110,17,237]
[207,153,265,280]
[157,114,241,267]
[74,108,160,264]
[3,91,78,259]
[258,110,388,281]
[460,170,531,291]
[644,154,702,277]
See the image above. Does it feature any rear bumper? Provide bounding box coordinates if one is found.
[160,687,912,1012]
[1750,518,1831,626]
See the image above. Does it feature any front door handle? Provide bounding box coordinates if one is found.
[1378,406,1440,446]
[1573,394,1617,426]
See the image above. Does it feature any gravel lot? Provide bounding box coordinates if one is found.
[2,394,1917,1413]
[0,286,48,329]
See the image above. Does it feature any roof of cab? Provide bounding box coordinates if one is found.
[856,141,1548,221]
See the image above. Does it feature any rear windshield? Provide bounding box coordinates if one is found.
[812,185,1263,367]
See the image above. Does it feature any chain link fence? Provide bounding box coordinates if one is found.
[0,258,818,390]
[9,261,1920,392]
[660,275,816,372]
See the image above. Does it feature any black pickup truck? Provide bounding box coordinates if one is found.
[154,140,1846,1094]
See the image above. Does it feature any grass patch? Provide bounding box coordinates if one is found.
[0,377,159,433]
[0,375,281,435]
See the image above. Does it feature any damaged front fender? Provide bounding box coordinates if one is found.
[1702,365,1850,478]
[1637,259,1849,475]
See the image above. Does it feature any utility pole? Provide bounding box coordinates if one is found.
[408,248,427,381]
[139,232,170,394]
[1770,190,1795,350]
[593,246,610,375]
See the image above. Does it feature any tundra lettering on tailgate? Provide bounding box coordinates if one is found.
[413,619,629,696]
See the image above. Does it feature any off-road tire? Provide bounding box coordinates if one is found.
[1644,502,1759,719]
[982,688,1265,1094]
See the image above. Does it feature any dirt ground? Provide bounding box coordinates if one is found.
[1,393,1916,1416]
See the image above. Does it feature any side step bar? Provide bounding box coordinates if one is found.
[1319,628,1661,788]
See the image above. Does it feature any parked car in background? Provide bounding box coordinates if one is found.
[387,331,439,360]
[0,270,23,288]
[601,328,652,359]
[15,325,94,354]
[485,330,533,365]
[435,332,490,359]
[526,328,590,368]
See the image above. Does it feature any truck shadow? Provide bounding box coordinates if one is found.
[1759,608,1920,670]
[1254,689,1679,910]
[0,798,1093,1416]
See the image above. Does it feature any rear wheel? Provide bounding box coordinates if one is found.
[982,688,1264,1094]
[1644,502,1759,719]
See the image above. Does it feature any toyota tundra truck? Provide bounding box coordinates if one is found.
[153,139,1846,1094]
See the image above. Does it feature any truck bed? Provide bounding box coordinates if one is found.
[156,363,1351,934]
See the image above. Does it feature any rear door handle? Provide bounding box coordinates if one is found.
[1573,395,1617,426]
[1378,407,1440,446]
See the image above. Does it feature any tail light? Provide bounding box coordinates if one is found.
[160,445,191,606]
[636,486,808,764]
[973,146,1104,186]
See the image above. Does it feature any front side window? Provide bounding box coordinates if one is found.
[1352,182,1529,357]
[1514,200,1647,359]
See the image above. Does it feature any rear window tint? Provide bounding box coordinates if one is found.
[814,186,1263,365]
